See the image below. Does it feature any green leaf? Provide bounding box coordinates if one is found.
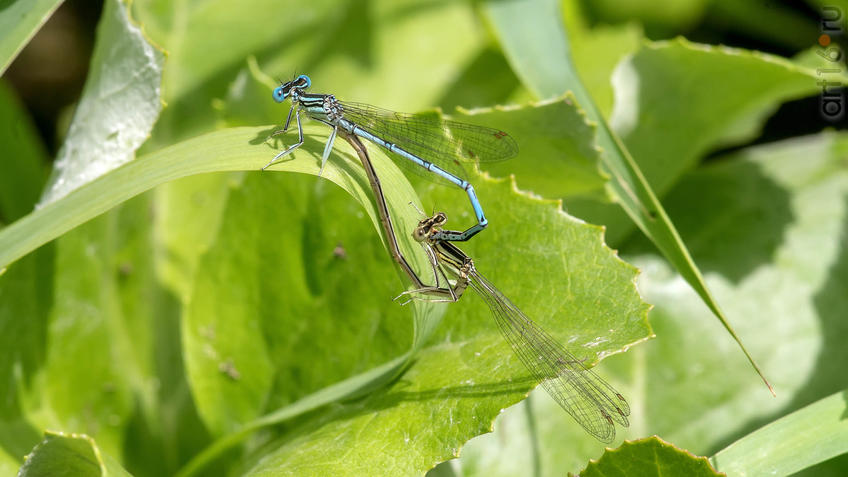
[712,390,848,476]
[456,93,607,200]
[483,0,774,392]
[0,0,63,76]
[622,131,848,469]
[608,37,843,207]
[39,0,165,206]
[228,171,650,476]
[157,95,645,474]
[580,437,721,477]
[441,130,848,476]
[572,37,845,245]
[18,431,131,477]
[4,191,211,476]
[181,164,430,436]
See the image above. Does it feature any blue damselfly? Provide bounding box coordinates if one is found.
[266,75,518,242]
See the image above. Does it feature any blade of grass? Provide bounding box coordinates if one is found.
[0,0,63,75]
[481,0,773,393]
[0,125,417,273]
[175,353,411,477]
[711,390,848,476]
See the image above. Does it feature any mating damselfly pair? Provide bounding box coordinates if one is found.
[266,74,630,443]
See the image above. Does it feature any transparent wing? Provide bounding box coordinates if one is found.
[468,270,630,443]
[339,101,518,184]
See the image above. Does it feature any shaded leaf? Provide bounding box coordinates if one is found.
[39,0,164,205]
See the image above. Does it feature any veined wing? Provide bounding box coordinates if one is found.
[340,101,518,184]
[468,270,630,443]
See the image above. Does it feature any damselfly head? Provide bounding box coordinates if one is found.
[272,74,312,103]
[411,224,429,243]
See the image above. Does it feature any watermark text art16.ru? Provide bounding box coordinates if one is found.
[818,6,846,122]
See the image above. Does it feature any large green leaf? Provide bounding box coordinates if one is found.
[39,0,164,205]
[0,0,63,76]
[569,37,844,245]
[181,162,431,437]
[441,131,848,476]
[461,93,606,201]
[18,431,130,477]
[224,170,650,476]
[607,37,841,207]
